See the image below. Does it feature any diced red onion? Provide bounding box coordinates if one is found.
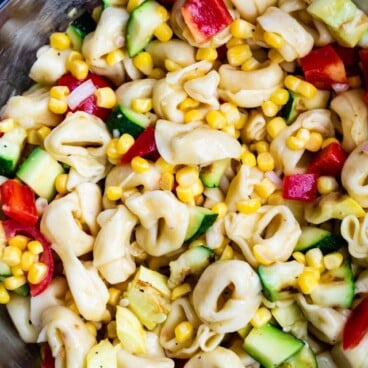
[265,171,283,188]
[332,83,349,93]
[67,79,97,110]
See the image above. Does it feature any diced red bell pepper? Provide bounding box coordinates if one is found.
[282,173,318,201]
[343,296,368,350]
[359,49,368,103]
[332,43,360,75]
[120,125,159,164]
[2,219,54,296]
[41,343,55,368]
[181,0,233,43]
[58,73,112,121]
[308,142,347,177]
[0,180,38,227]
[300,44,348,90]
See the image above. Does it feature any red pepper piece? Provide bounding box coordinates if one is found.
[300,44,348,90]
[332,43,360,75]
[2,219,54,296]
[181,0,233,43]
[41,343,55,368]
[282,173,318,201]
[343,296,368,350]
[0,180,38,227]
[359,49,368,102]
[308,142,347,177]
[58,73,112,121]
[120,125,158,164]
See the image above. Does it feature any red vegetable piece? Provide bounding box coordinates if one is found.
[300,44,348,90]
[282,173,318,202]
[308,142,347,177]
[332,43,359,75]
[343,296,368,350]
[120,125,158,164]
[58,73,112,120]
[0,179,38,227]
[181,0,233,43]
[2,219,54,296]
[41,343,55,368]
[359,49,368,100]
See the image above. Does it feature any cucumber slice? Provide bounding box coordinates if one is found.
[16,147,65,201]
[258,261,303,301]
[107,105,150,138]
[280,344,317,368]
[243,323,305,368]
[66,11,96,51]
[185,206,218,242]
[14,283,30,297]
[126,0,164,57]
[0,127,27,177]
[168,246,214,288]
[295,226,344,254]
[200,158,230,188]
[282,91,300,124]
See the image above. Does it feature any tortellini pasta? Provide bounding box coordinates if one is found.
[116,79,156,109]
[192,260,262,333]
[117,349,174,368]
[230,0,277,22]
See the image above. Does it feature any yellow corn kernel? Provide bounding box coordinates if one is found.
[296,128,311,144]
[8,235,29,250]
[27,129,42,146]
[28,240,43,255]
[55,173,68,195]
[156,4,169,20]
[196,47,218,62]
[69,59,89,80]
[164,58,181,72]
[252,141,270,154]
[261,100,279,117]
[257,152,275,172]
[20,251,37,272]
[236,198,261,214]
[219,245,234,261]
[176,185,194,204]
[108,287,121,306]
[0,118,15,133]
[50,86,70,100]
[107,321,117,339]
[85,322,98,337]
[220,102,240,126]
[298,268,320,294]
[171,283,192,300]
[179,98,200,111]
[192,179,204,196]
[270,88,289,106]
[323,252,344,270]
[154,22,173,42]
[267,191,284,205]
[266,117,287,139]
[241,57,260,71]
[253,245,273,266]
[131,98,153,113]
[306,131,323,152]
[227,44,252,67]
[184,109,203,123]
[2,246,22,267]
[160,172,175,191]
[66,50,83,69]
[251,307,272,328]
[317,176,339,195]
[230,19,254,39]
[106,49,125,66]
[131,156,150,173]
[175,321,194,343]
[27,262,48,284]
[321,137,339,149]
[222,124,238,138]
[226,37,245,48]
[106,186,123,201]
[212,202,228,218]
[116,133,135,155]
[95,87,117,109]
[206,110,227,129]
[292,251,306,264]
[11,265,24,277]
[284,75,317,99]
[48,98,68,114]
[50,32,71,50]
[149,67,166,79]
[234,112,247,130]
[241,150,257,167]
[305,248,324,270]
[37,126,52,141]
[286,136,305,151]
[0,284,10,304]
[155,157,176,173]
[133,52,154,75]
[263,31,285,49]
[127,0,144,12]
[268,49,284,64]
[3,275,26,290]
[254,178,276,199]
[176,166,199,187]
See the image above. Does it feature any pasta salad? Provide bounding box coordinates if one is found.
[1,0,368,367]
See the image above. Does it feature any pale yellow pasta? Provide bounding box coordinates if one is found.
[125,191,189,257]
[228,339,261,368]
[44,111,111,188]
[122,56,144,80]
[88,56,126,86]
[330,89,368,153]
[155,120,242,165]
[218,62,284,108]
[93,205,138,284]
[332,336,368,368]
[202,187,225,209]
[29,46,71,85]
[184,347,244,368]
[38,306,96,368]
[40,183,101,257]
[270,109,334,174]
[2,87,63,129]
[278,0,306,13]
[242,109,267,142]
[160,297,224,358]
[117,349,175,368]
[205,217,227,250]
[341,214,368,260]
[316,352,339,368]
[115,79,156,108]
[230,0,277,22]
[354,270,368,294]
[302,17,334,47]
[192,260,262,333]
[165,61,213,86]
[257,7,314,61]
